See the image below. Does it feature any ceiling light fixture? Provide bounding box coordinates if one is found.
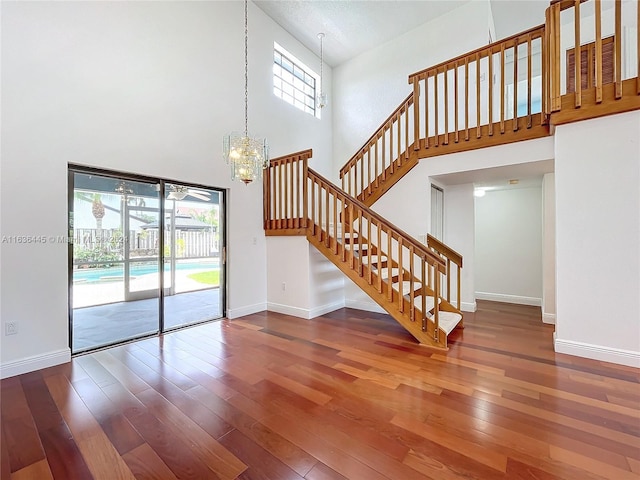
[474,188,486,198]
[317,32,327,109]
[223,0,269,185]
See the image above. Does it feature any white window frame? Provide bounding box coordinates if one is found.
[273,42,321,118]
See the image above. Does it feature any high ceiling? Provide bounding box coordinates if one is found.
[255,0,550,67]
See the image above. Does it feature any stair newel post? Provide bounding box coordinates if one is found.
[397,238,403,312]
[263,161,270,231]
[413,78,420,151]
[433,261,440,341]
[421,255,427,332]
[446,259,452,304]
[457,264,462,311]
[377,219,383,293]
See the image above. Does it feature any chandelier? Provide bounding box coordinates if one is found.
[317,32,327,109]
[223,0,269,185]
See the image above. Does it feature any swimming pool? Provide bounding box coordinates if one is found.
[74,260,219,283]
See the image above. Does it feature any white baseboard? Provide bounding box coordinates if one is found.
[475,292,542,307]
[268,300,345,320]
[461,301,477,313]
[227,302,266,319]
[542,313,556,325]
[554,338,640,368]
[309,300,345,319]
[1,348,71,379]
[345,299,386,314]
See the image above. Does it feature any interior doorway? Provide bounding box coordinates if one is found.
[68,167,225,353]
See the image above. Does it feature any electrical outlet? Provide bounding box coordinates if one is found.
[281,282,286,291]
[5,321,18,336]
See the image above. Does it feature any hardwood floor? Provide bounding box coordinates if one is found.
[2,301,639,479]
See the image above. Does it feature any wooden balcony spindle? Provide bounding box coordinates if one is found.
[433,264,439,338]
[454,62,460,142]
[325,184,330,248]
[489,51,494,135]
[409,245,415,321]
[595,0,603,103]
[614,0,622,99]
[527,34,533,127]
[382,129,387,180]
[377,219,382,293]
[513,42,519,131]
[444,66,450,145]
[553,3,561,111]
[465,58,470,141]
[476,52,481,138]
[398,238,403,311]
[575,0,582,108]
[387,230,393,301]
[425,75,431,147]
[434,70,440,146]
[404,102,409,157]
[500,43,506,133]
[389,121,394,174]
[357,209,363,276]
[374,139,379,188]
[421,258,427,332]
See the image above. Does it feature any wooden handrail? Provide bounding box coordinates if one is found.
[309,168,446,272]
[427,234,463,268]
[340,93,414,177]
[408,24,545,82]
[269,149,313,166]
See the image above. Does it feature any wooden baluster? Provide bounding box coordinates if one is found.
[374,138,379,188]
[279,163,284,229]
[413,79,420,150]
[595,0,603,103]
[310,179,316,236]
[294,161,300,229]
[397,238,403,312]
[543,8,549,121]
[348,203,355,269]
[575,0,582,108]
[387,230,392,301]
[446,259,451,303]
[389,121,394,174]
[476,52,481,138]
[405,102,409,158]
[513,41,519,131]
[614,0,622,99]
[368,147,372,195]
[325,182,330,248]
[382,129,387,181]
[367,214,373,285]
[357,208,363,276]
[500,43,506,133]
[302,157,308,229]
[553,3,561,111]
[355,156,360,198]
[290,160,295,228]
[465,58,470,141]
[341,195,347,262]
[397,110,402,166]
[341,173,345,194]
[425,75,430,147]
[454,62,459,143]
[444,65,449,145]
[457,263,462,311]
[377,219,382,293]
[409,245,415,321]
[434,70,439,146]
[527,34,533,128]
[317,182,322,242]
[489,50,494,135]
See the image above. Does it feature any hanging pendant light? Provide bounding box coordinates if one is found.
[317,32,327,109]
[223,0,269,185]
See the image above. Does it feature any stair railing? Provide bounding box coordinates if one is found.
[427,234,463,311]
[307,167,447,338]
[408,24,547,151]
[339,93,416,201]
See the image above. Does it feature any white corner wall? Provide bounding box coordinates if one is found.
[0,1,333,377]
[475,187,543,306]
[555,111,640,367]
[542,173,556,324]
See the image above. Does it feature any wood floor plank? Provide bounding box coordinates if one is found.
[1,303,638,479]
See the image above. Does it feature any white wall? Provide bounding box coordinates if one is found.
[542,173,556,324]
[332,1,492,181]
[475,186,543,306]
[445,184,477,312]
[555,111,640,367]
[266,237,344,319]
[0,1,333,377]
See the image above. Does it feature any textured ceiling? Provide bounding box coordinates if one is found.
[255,0,550,67]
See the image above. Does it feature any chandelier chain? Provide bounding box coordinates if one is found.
[244,0,248,137]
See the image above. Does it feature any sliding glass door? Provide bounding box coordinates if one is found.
[69,168,225,353]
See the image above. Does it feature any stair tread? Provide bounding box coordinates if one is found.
[433,311,463,335]
[413,295,439,312]
[392,281,422,296]
[380,268,400,279]
[362,255,386,265]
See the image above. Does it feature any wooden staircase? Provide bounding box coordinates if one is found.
[264,150,463,349]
